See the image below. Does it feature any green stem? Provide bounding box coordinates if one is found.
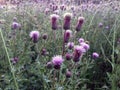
[0,29,19,90]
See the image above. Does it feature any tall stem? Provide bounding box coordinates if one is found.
[0,29,19,90]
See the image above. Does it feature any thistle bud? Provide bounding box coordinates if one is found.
[50,14,59,30]
[63,13,72,30]
[75,17,85,31]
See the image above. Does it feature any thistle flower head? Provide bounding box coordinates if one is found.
[74,45,86,53]
[11,22,21,30]
[42,33,48,40]
[98,22,103,27]
[29,31,40,43]
[46,62,53,69]
[11,57,19,64]
[75,17,85,31]
[65,53,72,60]
[52,55,64,69]
[78,38,84,43]
[73,45,85,62]
[80,42,90,51]
[67,42,74,49]
[63,13,73,20]
[78,17,85,24]
[64,30,72,43]
[50,14,59,30]
[92,52,99,59]
[63,13,72,30]
[66,70,72,78]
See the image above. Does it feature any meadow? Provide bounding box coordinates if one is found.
[0,0,120,90]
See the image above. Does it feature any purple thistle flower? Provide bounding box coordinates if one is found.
[50,14,59,30]
[44,8,50,15]
[60,4,65,11]
[13,17,17,22]
[105,26,110,30]
[41,48,48,56]
[75,17,85,31]
[11,22,21,30]
[73,45,85,62]
[92,52,99,59]
[78,38,85,43]
[80,42,90,52]
[65,53,72,60]
[11,57,19,64]
[66,70,72,78]
[29,31,40,43]
[46,62,53,69]
[67,42,74,49]
[52,5,58,11]
[42,33,48,40]
[64,30,72,43]
[98,22,103,28]
[63,13,72,30]
[52,55,64,69]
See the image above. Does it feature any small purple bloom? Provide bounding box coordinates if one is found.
[98,22,103,28]
[46,62,53,69]
[65,53,72,60]
[92,52,99,59]
[11,57,19,64]
[105,26,110,30]
[66,70,72,78]
[42,33,48,40]
[44,8,50,15]
[60,4,66,11]
[41,48,48,56]
[13,17,17,22]
[29,31,40,43]
[64,30,72,43]
[11,22,21,30]
[78,38,84,43]
[67,42,74,49]
[52,55,64,69]
[80,42,90,51]
[73,45,85,62]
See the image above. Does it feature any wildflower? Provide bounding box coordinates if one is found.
[11,57,19,64]
[64,30,72,43]
[52,5,58,11]
[52,55,64,69]
[80,42,90,51]
[60,4,65,11]
[13,17,17,22]
[78,38,84,43]
[65,53,72,60]
[50,14,59,30]
[92,52,99,59]
[66,70,72,78]
[67,42,74,49]
[46,62,53,69]
[63,13,72,30]
[73,45,85,62]
[29,31,40,43]
[44,8,50,15]
[41,48,48,56]
[98,22,103,28]
[42,33,48,40]
[11,22,21,30]
[75,17,85,31]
